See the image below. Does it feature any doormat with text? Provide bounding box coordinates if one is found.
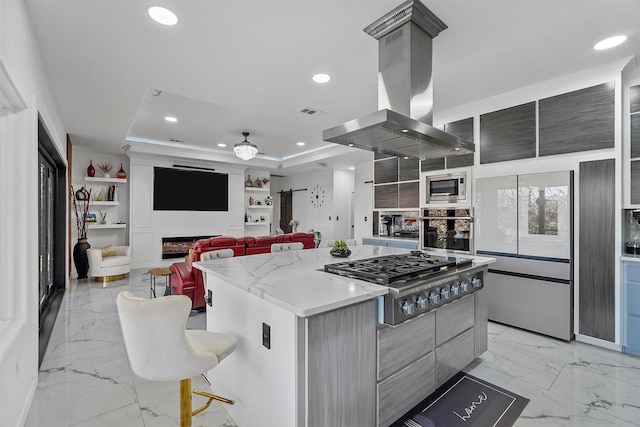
[390,372,529,427]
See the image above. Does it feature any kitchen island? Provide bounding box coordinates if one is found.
[194,246,493,427]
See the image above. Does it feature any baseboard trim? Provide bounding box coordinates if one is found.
[575,333,621,352]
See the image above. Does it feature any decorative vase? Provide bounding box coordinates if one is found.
[245,175,253,187]
[116,163,127,179]
[104,172,110,178]
[73,238,91,279]
[87,160,95,177]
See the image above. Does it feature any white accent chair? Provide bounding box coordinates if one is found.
[199,248,234,261]
[117,291,236,427]
[87,245,131,282]
[271,242,304,252]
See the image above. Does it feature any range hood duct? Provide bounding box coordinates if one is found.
[323,0,474,160]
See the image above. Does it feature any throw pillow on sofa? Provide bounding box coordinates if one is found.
[100,245,118,257]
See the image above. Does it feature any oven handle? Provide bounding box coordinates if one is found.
[419,216,474,221]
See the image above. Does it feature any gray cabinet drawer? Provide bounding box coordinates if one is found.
[435,294,474,346]
[377,311,435,380]
[436,328,475,387]
[377,351,436,427]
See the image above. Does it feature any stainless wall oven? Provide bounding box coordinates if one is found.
[421,207,473,254]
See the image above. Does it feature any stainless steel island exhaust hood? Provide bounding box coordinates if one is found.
[323,0,474,160]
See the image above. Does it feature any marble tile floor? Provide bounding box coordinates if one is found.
[25,269,237,427]
[25,270,640,426]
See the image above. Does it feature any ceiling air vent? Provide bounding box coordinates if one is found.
[169,138,184,143]
[299,107,325,116]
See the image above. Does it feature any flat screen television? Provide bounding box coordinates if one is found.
[153,167,229,211]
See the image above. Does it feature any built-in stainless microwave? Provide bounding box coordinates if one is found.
[425,172,467,203]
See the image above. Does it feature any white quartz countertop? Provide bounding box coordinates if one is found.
[194,245,494,318]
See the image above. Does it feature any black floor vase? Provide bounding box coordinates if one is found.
[73,238,91,279]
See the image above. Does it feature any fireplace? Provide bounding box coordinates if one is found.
[161,235,217,259]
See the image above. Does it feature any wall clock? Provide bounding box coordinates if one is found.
[310,184,325,208]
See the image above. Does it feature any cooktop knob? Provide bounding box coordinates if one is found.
[416,295,428,309]
[472,277,482,288]
[441,287,451,300]
[401,300,414,315]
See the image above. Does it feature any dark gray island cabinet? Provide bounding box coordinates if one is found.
[377,289,487,427]
[194,246,490,427]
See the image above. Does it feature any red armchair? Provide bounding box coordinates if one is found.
[169,260,205,310]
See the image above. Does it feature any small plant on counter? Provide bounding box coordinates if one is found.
[330,240,351,257]
[332,240,350,252]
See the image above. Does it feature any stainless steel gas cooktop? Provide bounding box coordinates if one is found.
[324,251,472,286]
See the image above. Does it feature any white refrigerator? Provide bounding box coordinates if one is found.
[476,171,573,340]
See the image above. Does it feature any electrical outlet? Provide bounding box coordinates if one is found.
[262,323,271,349]
[207,289,213,307]
[336,216,339,221]
[365,216,367,221]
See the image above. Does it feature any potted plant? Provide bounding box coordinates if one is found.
[330,240,351,257]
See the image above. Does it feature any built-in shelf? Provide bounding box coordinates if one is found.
[85,177,127,184]
[247,205,272,209]
[90,201,119,206]
[244,187,269,192]
[245,222,269,225]
[88,223,127,229]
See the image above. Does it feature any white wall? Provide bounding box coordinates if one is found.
[0,0,68,425]
[271,168,355,242]
[128,154,246,269]
[333,169,354,239]
[354,161,374,241]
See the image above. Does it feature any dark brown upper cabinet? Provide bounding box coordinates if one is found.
[630,84,640,114]
[374,157,398,184]
[631,85,640,159]
[398,157,419,181]
[539,82,615,156]
[480,102,536,164]
[445,117,475,168]
[420,158,445,172]
[374,184,398,209]
[399,182,419,208]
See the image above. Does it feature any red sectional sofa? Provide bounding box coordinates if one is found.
[170,233,315,309]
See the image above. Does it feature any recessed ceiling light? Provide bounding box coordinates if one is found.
[312,73,331,83]
[148,6,178,26]
[401,129,409,133]
[164,116,178,122]
[594,35,627,50]
[348,143,354,147]
[297,142,305,146]
[349,166,355,170]
[218,143,227,148]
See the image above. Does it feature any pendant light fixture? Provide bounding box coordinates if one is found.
[234,132,258,161]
